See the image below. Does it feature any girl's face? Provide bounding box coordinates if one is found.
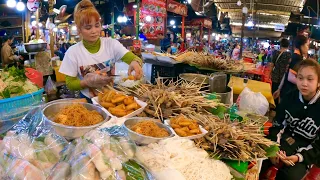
[79,17,101,43]
[300,42,309,55]
[297,66,319,99]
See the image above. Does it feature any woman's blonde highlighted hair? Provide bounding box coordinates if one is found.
[74,0,101,29]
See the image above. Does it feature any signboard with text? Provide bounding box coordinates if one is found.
[167,0,187,16]
[139,0,166,39]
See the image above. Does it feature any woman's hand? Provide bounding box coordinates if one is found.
[279,154,299,166]
[81,72,112,88]
[273,89,280,99]
[128,61,143,80]
[278,151,299,166]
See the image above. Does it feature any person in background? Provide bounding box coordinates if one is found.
[258,49,267,64]
[1,35,22,68]
[231,44,240,60]
[158,33,171,54]
[261,59,320,180]
[270,39,291,106]
[273,35,309,100]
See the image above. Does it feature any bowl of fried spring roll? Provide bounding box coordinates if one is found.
[42,102,110,140]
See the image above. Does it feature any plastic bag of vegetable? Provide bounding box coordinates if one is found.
[61,126,153,180]
[0,107,68,179]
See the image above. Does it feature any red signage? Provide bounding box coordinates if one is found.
[139,0,166,39]
[133,40,142,49]
[167,0,187,16]
[190,18,212,29]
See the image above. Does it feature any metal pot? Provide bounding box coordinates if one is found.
[24,43,47,52]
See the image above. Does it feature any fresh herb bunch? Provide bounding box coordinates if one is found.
[5,66,27,82]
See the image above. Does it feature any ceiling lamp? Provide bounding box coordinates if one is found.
[187,0,192,4]
[170,20,175,25]
[133,4,137,9]
[16,0,25,11]
[6,0,16,8]
[242,6,248,14]
[237,0,242,6]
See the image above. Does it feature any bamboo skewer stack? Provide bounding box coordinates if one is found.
[188,112,278,161]
[118,78,220,121]
[174,50,243,72]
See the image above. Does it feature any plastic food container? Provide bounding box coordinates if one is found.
[91,97,147,119]
[123,117,174,145]
[42,102,110,140]
[164,120,208,140]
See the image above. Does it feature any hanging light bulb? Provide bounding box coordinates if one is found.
[122,16,128,23]
[237,0,242,6]
[31,20,37,26]
[242,6,248,14]
[6,0,16,8]
[145,16,152,22]
[16,0,25,11]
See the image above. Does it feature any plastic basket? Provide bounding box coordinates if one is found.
[0,88,44,134]
[0,88,44,119]
[151,65,176,84]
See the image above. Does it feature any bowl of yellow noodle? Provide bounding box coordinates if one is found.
[42,102,110,140]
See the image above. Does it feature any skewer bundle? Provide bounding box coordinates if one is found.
[118,78,219,121]
[174,50,243,71]
[188,112,278,161]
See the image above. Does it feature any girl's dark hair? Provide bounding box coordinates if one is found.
[297,59,320,83]
[294,35,308,55]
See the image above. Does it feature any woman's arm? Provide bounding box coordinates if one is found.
[283,137,320,165]
[297,138,320,165]
[121,52,143,65]
[66,76,85,91]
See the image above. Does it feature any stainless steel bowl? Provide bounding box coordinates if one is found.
[42,102,110,140]
[24,43,47,52]
[123,118,174,145]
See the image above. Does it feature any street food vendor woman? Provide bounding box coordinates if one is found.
[59,0,143,98]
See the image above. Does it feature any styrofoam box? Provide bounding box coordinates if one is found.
[164,120,208,140]
[92,96,147,119]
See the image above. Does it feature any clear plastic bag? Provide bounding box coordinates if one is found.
[54,127,149,180]
[237,87,269,115]
[0,107,68,179]
[0,106,153,180]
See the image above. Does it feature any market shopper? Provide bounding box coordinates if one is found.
[0,35,22,68]
[270,39,291,105]
[231,44,240,60]
[260,59,320,180]
[273,35,309,100]
[59,0,143,98]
